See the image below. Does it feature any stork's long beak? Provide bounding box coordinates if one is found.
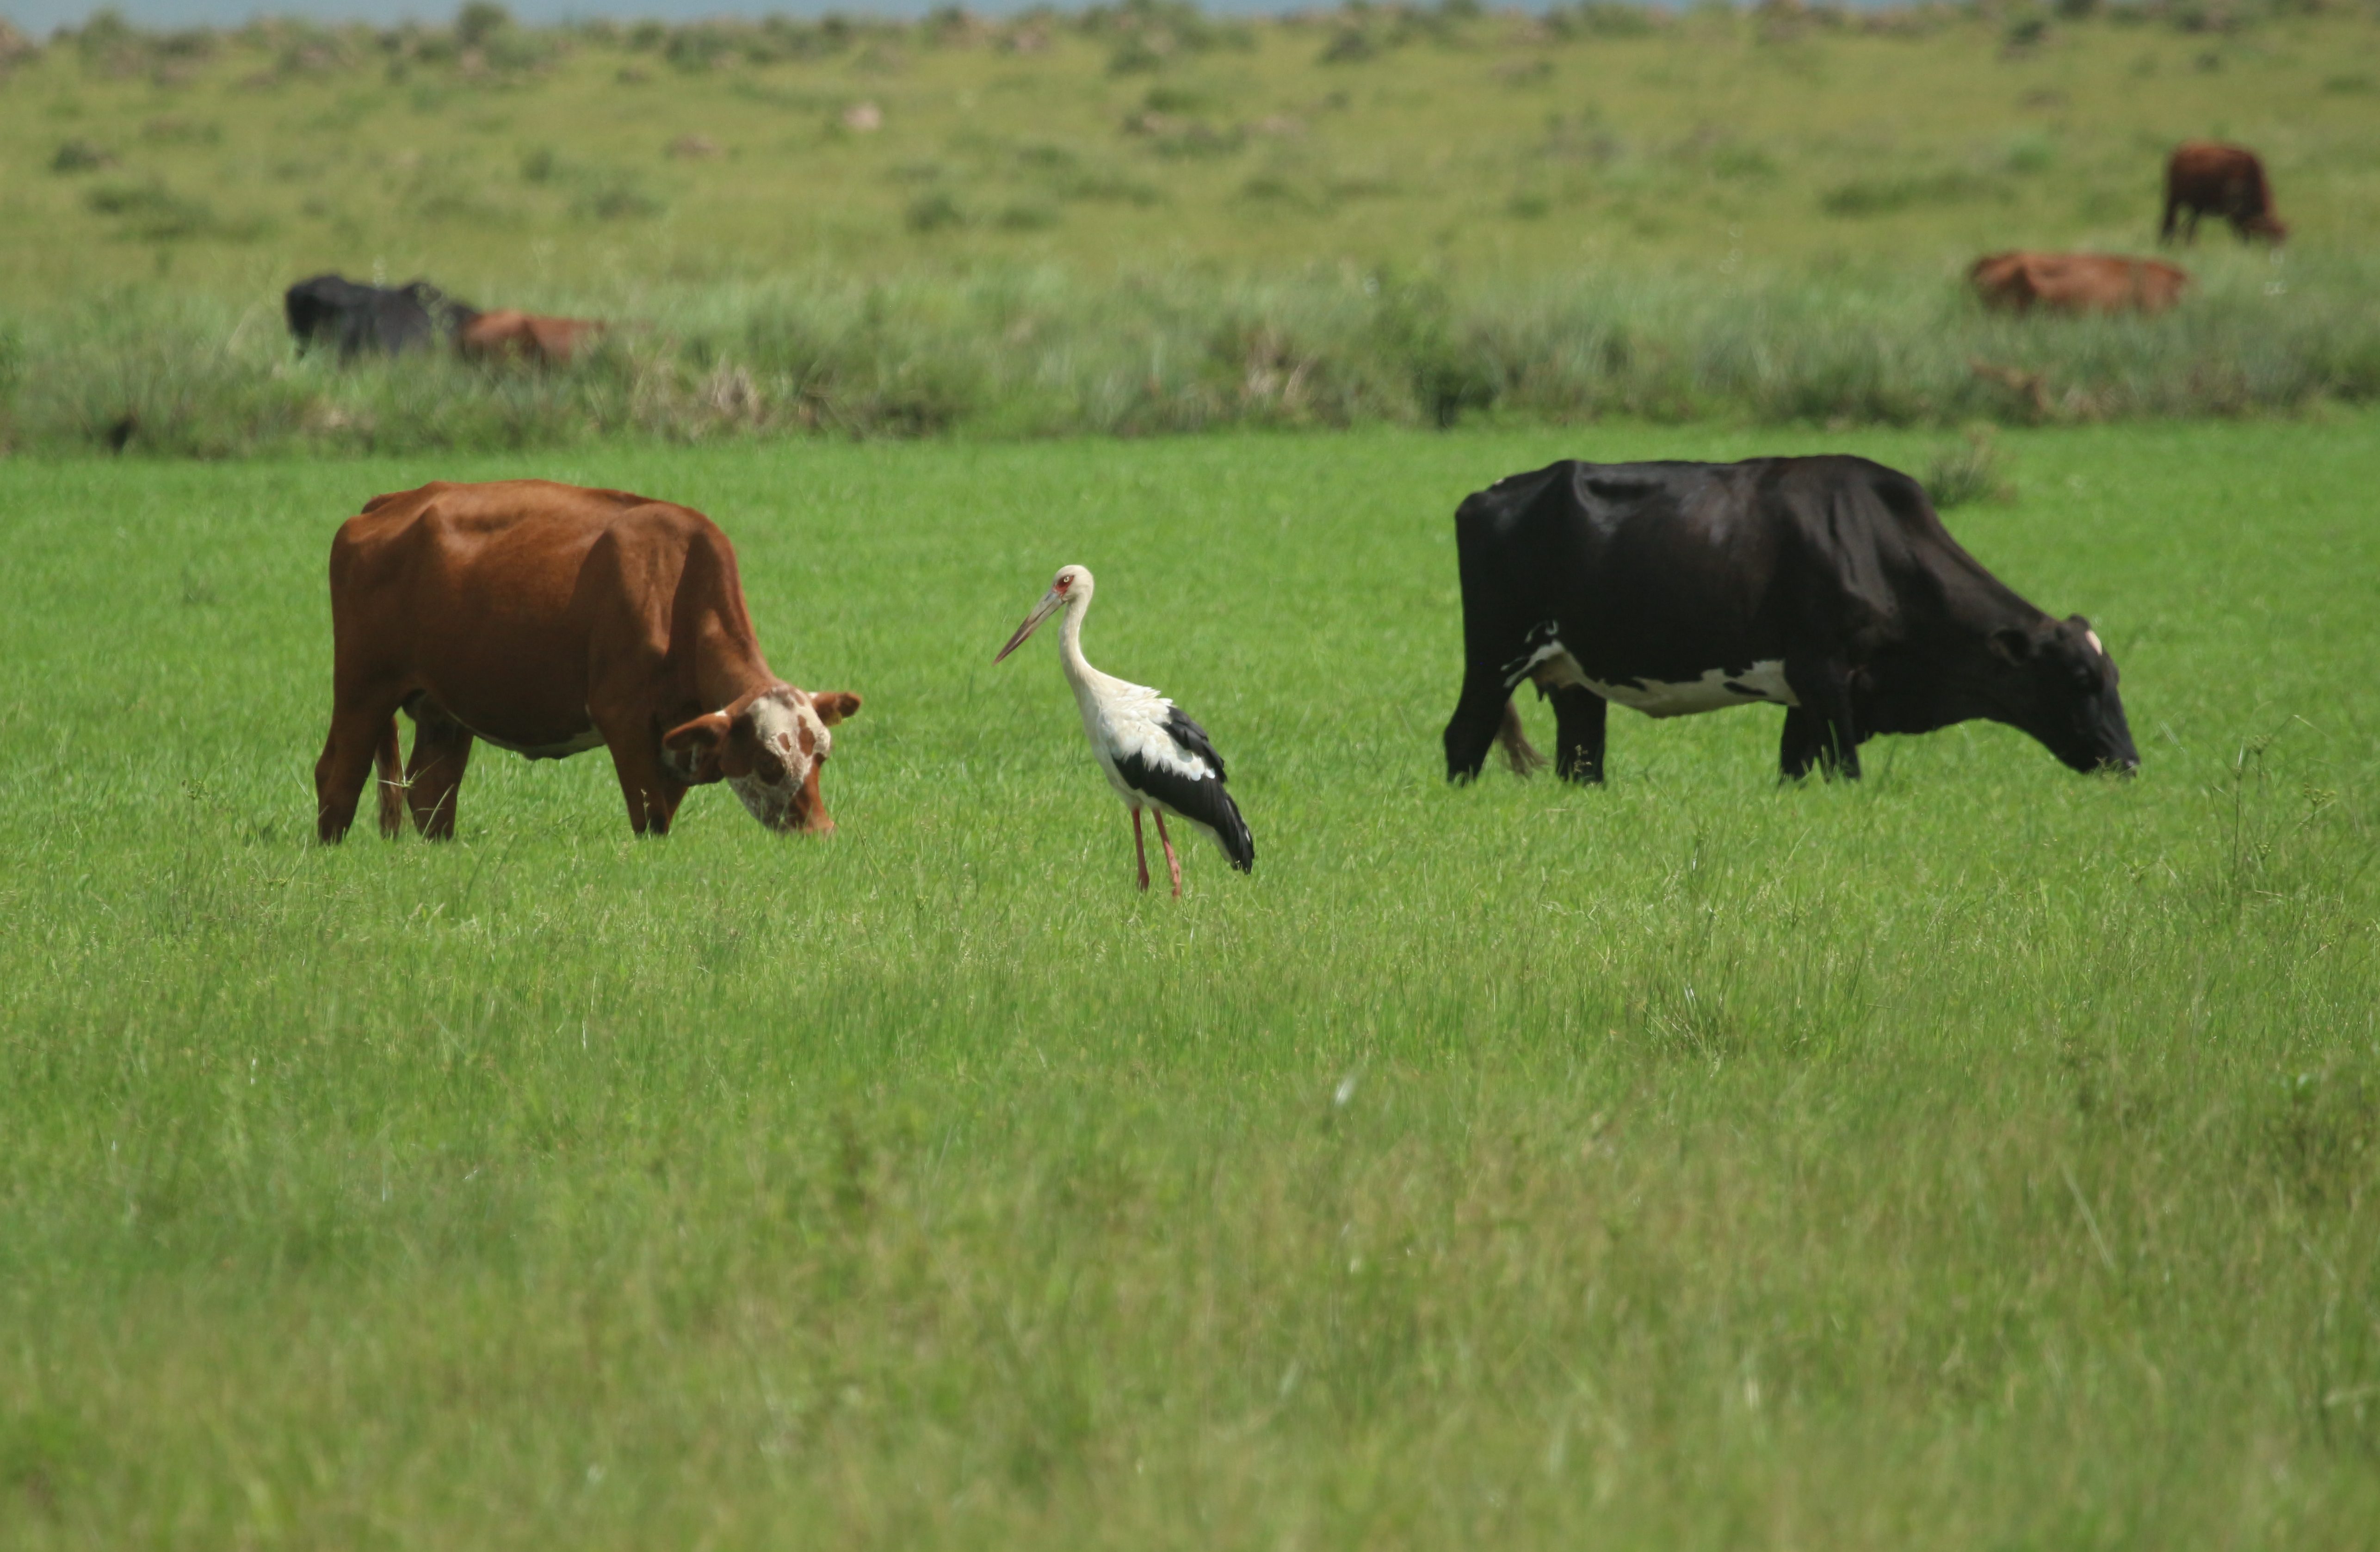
[994,590,1061,663]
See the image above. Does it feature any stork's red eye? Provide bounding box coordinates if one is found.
[1054,576,1070,592]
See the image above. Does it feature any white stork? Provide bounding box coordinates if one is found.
[994,564,1255,895]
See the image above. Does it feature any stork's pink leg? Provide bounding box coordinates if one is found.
[1132,808,1151,892]
[1153,811,1183,898]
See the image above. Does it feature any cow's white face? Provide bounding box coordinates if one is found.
[728,686,834,833]
[658,682,861,834]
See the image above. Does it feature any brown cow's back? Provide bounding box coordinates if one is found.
[329,480,767,756]
[457,309,606,366]
[1969,251,2188,315]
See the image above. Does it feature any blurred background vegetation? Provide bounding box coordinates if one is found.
[2,0,2375,451]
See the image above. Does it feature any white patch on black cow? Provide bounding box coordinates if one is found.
[1510,627,1799,720]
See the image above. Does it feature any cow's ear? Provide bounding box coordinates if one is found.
[810,690,862,726]
[661,711,733,783]
[1990,626,2038,666]
[2067,615,2115,679]
[723,707,765,775]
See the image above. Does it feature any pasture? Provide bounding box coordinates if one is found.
[10,4,2379,294]
[3,418,2376,1546]
[7,4,2380,450]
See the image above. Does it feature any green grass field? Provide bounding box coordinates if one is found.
[8,4,2379,297]
[3,418,2376,1546]
[7,4,2380,450]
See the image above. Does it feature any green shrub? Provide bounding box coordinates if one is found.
[567,172,663,221]
[995,202,1062,232]
[1549,1,1662,38]
[51,140,117,174]
[905,191,968,232]
[455,3,513,49]
[1921,428,2016,508]
[1318,28,1380,64]
[1108,36,1167,73]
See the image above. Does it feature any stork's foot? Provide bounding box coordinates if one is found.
[1154,811,1184,898]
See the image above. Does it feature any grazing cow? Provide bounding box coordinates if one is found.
[2161,141,2287,244]
[315,480,860,842]
[284,273,479,360]
[1442,456,2138,784]
[457,308,607,368]
[1969,251,2189,315]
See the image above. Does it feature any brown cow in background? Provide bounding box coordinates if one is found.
[1970,252,2190,315]
[2161,142,2287,244]
[457,309,607,367]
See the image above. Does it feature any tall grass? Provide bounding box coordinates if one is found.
[6,251,2374,456]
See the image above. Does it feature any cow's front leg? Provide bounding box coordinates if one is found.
[315,699,402,843]
[1548,685,1607,785]
[403,710,475,840]
[1445,667,1516,783]
[1781,661,1862,781]
[1779,708,1827,781]
[596,715,687,836]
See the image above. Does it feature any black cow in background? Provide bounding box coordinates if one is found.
[284,274,479,360]
[1443,456,2139,784]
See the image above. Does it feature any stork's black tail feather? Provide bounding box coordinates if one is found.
[1211,786,1255,874]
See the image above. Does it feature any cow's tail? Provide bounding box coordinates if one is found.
[374,717,406,838]
[1496,700,1546,776]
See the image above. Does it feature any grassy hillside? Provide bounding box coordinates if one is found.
[4,3,2379,449]
[4,3,2377,300]
[2,419,2376,1546]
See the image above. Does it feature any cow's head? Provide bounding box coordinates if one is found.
[2247,212,2290,242]
[661,684,862,833]
[1989,615,2139,775]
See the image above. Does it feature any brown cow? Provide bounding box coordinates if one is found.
[2161,141,2287,244]
[315,480,859,843]
[1969,251,2190,315]
[457,309,606,367]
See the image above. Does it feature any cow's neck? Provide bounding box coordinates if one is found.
[1913,537,2046,652]
[694,621,779,712]
[1867,547,2052,733]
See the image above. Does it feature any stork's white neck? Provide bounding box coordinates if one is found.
[1058,582,1096,689]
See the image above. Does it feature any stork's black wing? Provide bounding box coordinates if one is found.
[1114,705,1255,873]
[1160,706,1226,782]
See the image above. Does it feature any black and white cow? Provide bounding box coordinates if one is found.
[1442,456,2139,783]
[284,273,479,361]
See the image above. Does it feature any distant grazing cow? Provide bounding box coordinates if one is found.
[2161,141,2286,244]
[315,480,860,842]
[457,309,607,368]
[284,273,479,360]
[1443,456,2138,784]
[1969,251,2189,315]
